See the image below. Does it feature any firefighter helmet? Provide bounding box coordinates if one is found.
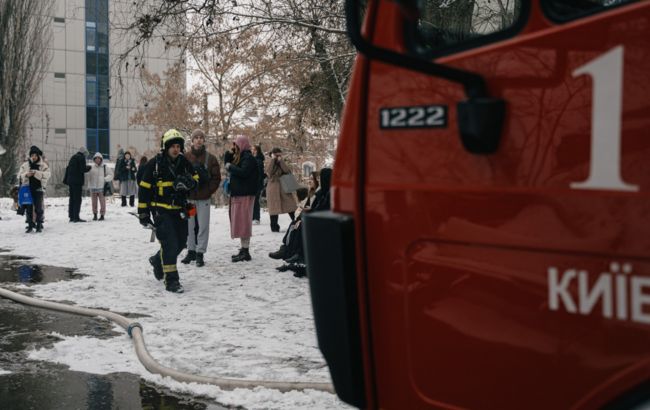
[161,129,185,152]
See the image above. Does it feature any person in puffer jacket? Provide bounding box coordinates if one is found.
[18,146,50,233]
[85,152,113,221]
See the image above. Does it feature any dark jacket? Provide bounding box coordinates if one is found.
[228,150,259,197]
[254,152,265,191]
[138,153,199,215]
[136,164,146,184]
[185,146,221,200]
[311,168,332,212]
[66,152,90,186]
[117,158,137,182]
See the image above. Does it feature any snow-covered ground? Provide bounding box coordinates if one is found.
[0,197,350,410]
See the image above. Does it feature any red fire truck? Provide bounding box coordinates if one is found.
[303,0,650,408]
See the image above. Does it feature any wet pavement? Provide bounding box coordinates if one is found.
[0,250,230,409]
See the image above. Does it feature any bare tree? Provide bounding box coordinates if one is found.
[114,0,354,155]
[0,0,54,194]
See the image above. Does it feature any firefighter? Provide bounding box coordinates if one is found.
[137,129,199,293]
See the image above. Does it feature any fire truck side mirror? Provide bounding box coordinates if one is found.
[457,98,506,154]
[345,0,506,154]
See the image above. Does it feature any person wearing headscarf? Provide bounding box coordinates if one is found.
[18,146,50,232]
[224,135,259,262]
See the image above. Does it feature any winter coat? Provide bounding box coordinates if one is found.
[138,154,199,215]
[185,146,221,200]
[311,168,332,212]
[19,159,51,192]
[86,162,113,192]
[228,150,258,197]
[136,164,146,184]
[116,158,137,182]
[66,152,90,186]
[265,158,297,215]
[254,152,265,192]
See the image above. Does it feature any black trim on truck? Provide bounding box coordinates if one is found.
[302,211,366,408]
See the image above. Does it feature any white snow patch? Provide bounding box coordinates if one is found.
[0,197,352,409]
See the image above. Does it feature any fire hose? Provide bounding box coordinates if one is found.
[0,286,334,393]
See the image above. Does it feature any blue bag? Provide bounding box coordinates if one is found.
[18,185,33,206]
[223,178,230,196]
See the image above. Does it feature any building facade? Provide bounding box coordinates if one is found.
[27,0,182,173]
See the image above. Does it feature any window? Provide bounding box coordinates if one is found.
[87,107,97,128]
[86,51,97,73]
[54,72,66,79]
[406,0,526,57]
[86,27,96,51]
[302,162,315,177]
[87,129,98,154]
[55,128,66,134]
[86,81,97,105]
[54,17,65,23]
[543,0,638,22]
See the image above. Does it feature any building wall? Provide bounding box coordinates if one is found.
[27,0,183,173]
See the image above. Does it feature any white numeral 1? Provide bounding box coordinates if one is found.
[570,46,638,192]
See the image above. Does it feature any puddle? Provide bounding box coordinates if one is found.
[0,299,228,409]
[0,370,225,409]
[0,253,85,284]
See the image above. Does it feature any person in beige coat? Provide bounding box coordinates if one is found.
[264,147,296,232]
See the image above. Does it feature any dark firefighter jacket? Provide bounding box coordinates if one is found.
[137,153,199,215]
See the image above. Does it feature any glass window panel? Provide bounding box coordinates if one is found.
[86,129,98,154]
[98,0,109,21]
[86,27,96,51]
[409,0,523,54]
[86,81,97,105]
[98,75,109,107]
[98,130,109,157]
[97,22,108,35]
[543,0,637,22]
[87,107,97,129]
[98,54,108,75]
[85,0,97,22]
[98,108,109,129]
[97,33,108,54]
[86,51,97,73]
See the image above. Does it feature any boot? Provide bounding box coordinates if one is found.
[165,271,184,293]
[268,245,287,260]
[231,248,244,261]
[99,215,104,221]
[35,222,43,233]
[93,213,98,221]
[195,253,204,267]
[270,215,280,232]
[129,195,135,207]
[121,196,127,207]
[181,250,196,264]
[166,281,184,293]
[25,222,34,233]
[292,265,307,278]
[232,248,251,262]
[148,254,164,281]
[284,253,304,264]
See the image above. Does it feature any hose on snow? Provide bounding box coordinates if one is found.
[0,286,334,393]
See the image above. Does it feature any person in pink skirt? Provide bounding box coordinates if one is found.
[224,135,260,262]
